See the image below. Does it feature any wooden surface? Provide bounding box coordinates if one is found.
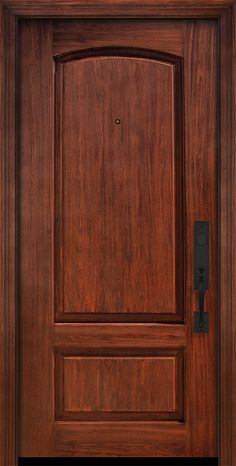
[184,20,217,456]
[19,20,54,456]
[232,3,236,463]
[55,48,183,322]
[53,20,184,56]
[219,8,234,466]
[55,350,184,420]
[54,422,187,457]
[1,0,233,16]
[18,18,217,458]
[0,4,17,466]
[54,323,187,348]
[0,1,235,465]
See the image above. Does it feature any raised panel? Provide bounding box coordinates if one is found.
[55,48,184,322]
[55,349,184,421]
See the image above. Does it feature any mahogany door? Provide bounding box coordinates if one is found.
[19,18,217,458]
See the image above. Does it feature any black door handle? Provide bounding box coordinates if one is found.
[197,269,206,331]
[194,223,209,333]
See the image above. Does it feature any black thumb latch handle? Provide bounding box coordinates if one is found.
[198,272,206,330]
[194,222,209,333]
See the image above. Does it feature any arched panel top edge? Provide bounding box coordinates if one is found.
[54,46,183,68]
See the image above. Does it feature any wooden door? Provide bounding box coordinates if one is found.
[19,18,217,458]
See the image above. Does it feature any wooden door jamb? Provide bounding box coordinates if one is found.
[0,1,234,464]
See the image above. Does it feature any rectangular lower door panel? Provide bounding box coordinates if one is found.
[55,350,184,421]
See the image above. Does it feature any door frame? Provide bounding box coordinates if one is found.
[0,1,235,465]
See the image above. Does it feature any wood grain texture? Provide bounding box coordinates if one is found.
[0,10,5,464]
[219,2,236,466]
[3,0,234,6]
[18,18,188,457]
[63,357,178,413]
[184,20,217,456]
[1,0,233,17]
[55,49,183,322]
[0,4,17,466]
[53,20,184,57]
[232,2,236,463]
[54,422,187,457]
[0,3,234,464]
[54,323,187,348]
[219,9,234,466]
[55,350,184,420]
[19,20,54,457]
[19,17,218,458]
[232,3,236,464]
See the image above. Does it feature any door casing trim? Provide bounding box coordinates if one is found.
[0,1,234,464]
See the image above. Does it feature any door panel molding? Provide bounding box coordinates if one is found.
[54,349,184,421]
[54,46,184,323]
[0,1,235,465]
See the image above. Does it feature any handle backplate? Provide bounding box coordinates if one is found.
[194,221,209,333]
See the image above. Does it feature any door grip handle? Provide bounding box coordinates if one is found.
[194,222,209,333]
[195,269,208,332]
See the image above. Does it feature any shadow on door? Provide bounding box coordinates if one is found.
[18,457,219,466]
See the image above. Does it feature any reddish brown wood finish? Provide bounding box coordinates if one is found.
[55,349,184,421]
[0,1,235,466]
[0,4,17,466]
[55,422,187,457]
[184,20,218,456]
[18,18,217,458]
[219,9,234,464]
[54,323,187,348]
[53,20,184,56]
[1,0,233,17]
[55,48,183,322]
[232,4,236,463]
[19,20,54,456]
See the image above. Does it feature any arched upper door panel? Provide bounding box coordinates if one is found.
[54,47,183,322]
